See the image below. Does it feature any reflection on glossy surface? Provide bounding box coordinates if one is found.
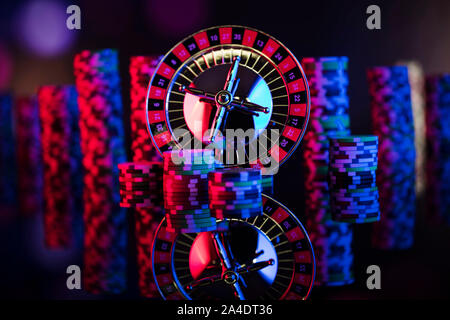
[178,222,278,299]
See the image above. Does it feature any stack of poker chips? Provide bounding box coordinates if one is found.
[425,74,450,225]
[209,168,263,220]
[15,96,43,216]
[0,94,17,208]
[397,61,426,196]
[118,162,163,208]
[74,48,127,293]
[129,56,162,162]
[329,136,380,223]
[66,85,84,247]
[38,85,74,248]
[163,149,217,233]
[301,56,354,286]
[367,66,416,250]
[129,56,164,297]
[261,175,274,195]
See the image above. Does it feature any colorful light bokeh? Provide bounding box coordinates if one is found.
[16,0,76,57]
[0,43,13,90]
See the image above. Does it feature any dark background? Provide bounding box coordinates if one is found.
[0,0,449,299]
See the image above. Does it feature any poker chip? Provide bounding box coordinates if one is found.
[209,168,263,220]
[208,193,261,202]
[163,150,216,232]
[207,190,261,200]
[330,176,376,184]
[165,225,218,234]
[206,185,262,193]
[213,208,263,219]
[164,203,210,210]
[165,212,212,219]
[331,190,379,198]
[119,162,163,174]
[118,176,154,183]
[425,74,450,226]
[209,180,260,187]
[165,208,211,215]
[301,56,354,286]
[331,136,378,143]
[209,169,261,181]
[166,216,216,226]
[209,201,263,210]
[367,66,416,249]
[74,49,128,294]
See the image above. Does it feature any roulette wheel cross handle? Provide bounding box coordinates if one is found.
[211,231,246,300]
[179,86,267,116]
[184,254,275,294]
[208,56,241,143]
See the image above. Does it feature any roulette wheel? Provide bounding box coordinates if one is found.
[146,25,315,300]
[146,25,310,170]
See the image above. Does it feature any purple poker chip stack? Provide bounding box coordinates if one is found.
[15,96,43,217]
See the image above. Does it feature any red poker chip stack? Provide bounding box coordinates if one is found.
[208,168,263,220]
[15,96,43,216]
[38,85,73,248]
[118,162,163,208]
[118,162,163,296]
[129,56,165,298]
[74,48,127,294]
[129,56,162,162]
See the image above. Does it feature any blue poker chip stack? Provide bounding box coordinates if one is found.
[0,94,17,208]
[301,57,354,286]
[66,85,84,247]
[425,74,450,225]
[367,66,416,250]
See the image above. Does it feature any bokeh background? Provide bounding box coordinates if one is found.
[0,0,449,299]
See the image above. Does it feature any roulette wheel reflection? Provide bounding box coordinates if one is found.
[152,194,315,300]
